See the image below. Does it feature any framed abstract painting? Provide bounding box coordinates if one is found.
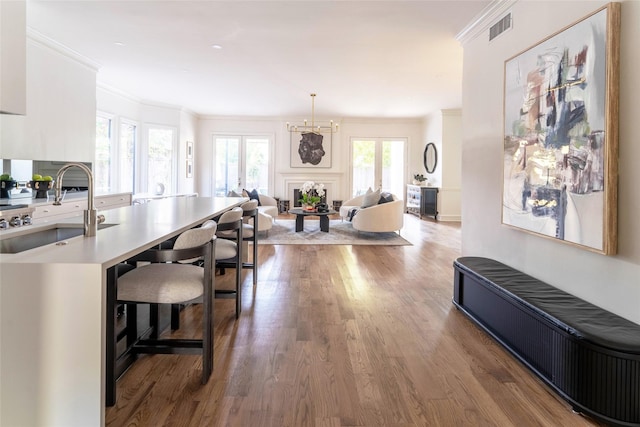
[290,131,332,168]
[502,3,620,255]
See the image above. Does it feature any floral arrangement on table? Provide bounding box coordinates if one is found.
[299,180,325,210]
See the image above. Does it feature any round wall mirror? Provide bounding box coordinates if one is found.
[424,142,438,174]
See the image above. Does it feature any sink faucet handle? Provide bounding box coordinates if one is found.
[97,214,105,225]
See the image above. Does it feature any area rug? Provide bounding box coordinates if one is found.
[258,219,411,246]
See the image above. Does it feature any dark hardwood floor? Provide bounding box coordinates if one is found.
[106,214,604,426]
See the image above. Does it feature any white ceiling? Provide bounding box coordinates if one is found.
[27,1,490,118]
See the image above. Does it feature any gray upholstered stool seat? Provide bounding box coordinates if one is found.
[215,238,238,260]
[118,263,204,304]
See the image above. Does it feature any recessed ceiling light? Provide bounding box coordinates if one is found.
[211,44,222,50]
[114,42,125,46]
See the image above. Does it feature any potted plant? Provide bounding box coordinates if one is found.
[299,181,325,211]
[0,174,17,198]
[413,174,428,186]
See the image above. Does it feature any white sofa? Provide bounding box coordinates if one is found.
[340,193,404,233]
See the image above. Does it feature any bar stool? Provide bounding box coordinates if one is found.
[115,226,216,391]
[240,200,259,286]
[213,207,244,318]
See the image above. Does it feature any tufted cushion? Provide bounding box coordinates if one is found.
[118,264,204,304]
[361,188,381,208]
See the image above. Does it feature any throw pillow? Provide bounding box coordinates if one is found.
[246,188,262,205]
[228,190,242,197]
[378,192,394,204]
[361,188,381,208]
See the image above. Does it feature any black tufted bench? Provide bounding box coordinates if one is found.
[453,256,640,427]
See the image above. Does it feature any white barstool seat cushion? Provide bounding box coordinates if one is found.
[215,238,237,260]
[241,223,255,238]
[118,264,204,304]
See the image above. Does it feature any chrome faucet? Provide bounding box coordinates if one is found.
[53,162,105,237]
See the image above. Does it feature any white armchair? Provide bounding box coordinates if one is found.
[340,193,404,233]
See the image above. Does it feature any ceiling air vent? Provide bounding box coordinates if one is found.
[489,13,511,41]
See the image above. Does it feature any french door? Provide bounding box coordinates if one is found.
[351,138,406,198]
[214,135,271,196]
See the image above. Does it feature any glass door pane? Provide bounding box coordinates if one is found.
[381,140,405,197]
[215,137,240,196]
[352,139,376,196]
[245,137,269,194]
[351,138,405,198]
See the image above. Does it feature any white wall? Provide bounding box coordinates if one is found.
[179,109,197,194]
[423,109,462,221]
[441,110,462,221]
[0,32,97,161]
[196,116,423,203]
[461,0,640,324]
[423,112,443,186]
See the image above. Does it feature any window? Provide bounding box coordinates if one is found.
[95,114,138,194]
[119,121,137,193]
[147,126,176,194]
[95,114,113,193]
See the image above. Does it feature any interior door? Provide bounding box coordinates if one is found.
[214,135,270,196]
[351,138,405,197]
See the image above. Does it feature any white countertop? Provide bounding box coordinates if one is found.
[0,196,245,267]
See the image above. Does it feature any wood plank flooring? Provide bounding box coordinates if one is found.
[106,214,605,427]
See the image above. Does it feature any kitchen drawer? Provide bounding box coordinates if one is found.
[96,193,132,211]
[32,200,88,222]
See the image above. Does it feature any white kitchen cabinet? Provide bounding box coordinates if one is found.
[0,0,26,115]
[95,193,132,210]
[31,193,132,223]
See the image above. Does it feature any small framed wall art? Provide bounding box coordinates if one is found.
[186,141,194,159]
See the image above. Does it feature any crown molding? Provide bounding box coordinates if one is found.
[97,81,141,103]
[455,0,517,46]
[26,27,101,71]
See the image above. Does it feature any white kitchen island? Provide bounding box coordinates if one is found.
[0,196,244,427]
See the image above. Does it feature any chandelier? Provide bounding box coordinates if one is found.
[286,93,339,134]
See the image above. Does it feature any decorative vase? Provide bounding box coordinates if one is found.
[303,203,316,212]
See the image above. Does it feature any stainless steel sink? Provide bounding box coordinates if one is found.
[0,223,116,254]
